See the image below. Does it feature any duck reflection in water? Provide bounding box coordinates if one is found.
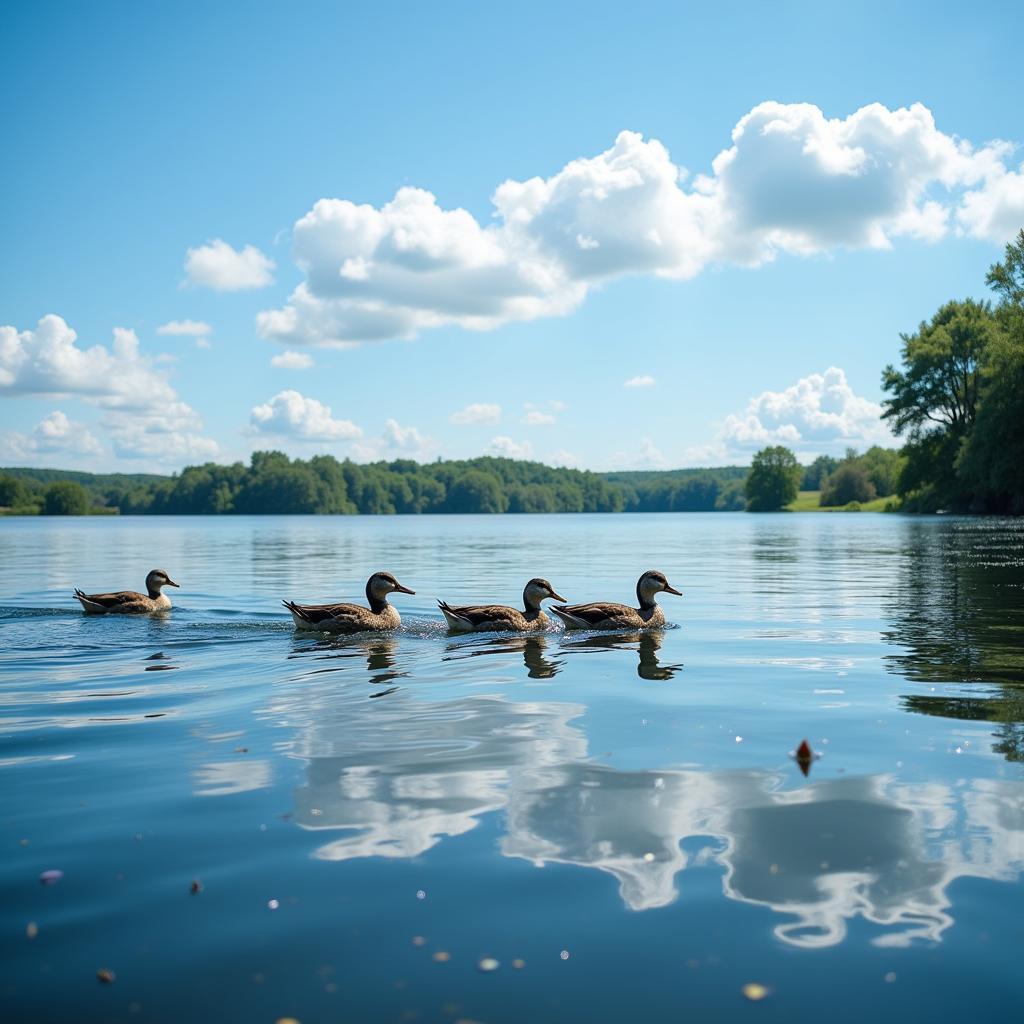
[291,634,406,690]
[559,630,683,680]
[444,633,562,679]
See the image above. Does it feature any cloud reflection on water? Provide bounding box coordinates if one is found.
[286,667,1024,949]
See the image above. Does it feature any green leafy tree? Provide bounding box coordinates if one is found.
[856,446,904,498]
[882,299,998,511]
[43,481,90,515]
[745,446,801,511]
[820,463,877,506]
[446,470,507,513]
[801,455,838,490]
[959,230,1024,512]
[0,474,29,509]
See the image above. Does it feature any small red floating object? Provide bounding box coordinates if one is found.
[795,739,814,777]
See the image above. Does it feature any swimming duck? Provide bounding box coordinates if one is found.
[74,569,180,614]
[549,569,681,631]
[438,578,566,633]
[283,571,415,632]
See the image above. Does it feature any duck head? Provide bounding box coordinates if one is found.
[145,569,179,597]
[366,571,415,609]
[523,577,567,612]
[636,569,682,608]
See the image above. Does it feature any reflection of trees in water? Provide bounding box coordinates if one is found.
[558,630,682,681]
[287,685,1024,947]
[883,520,1024,760]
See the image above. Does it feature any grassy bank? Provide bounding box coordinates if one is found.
[787,490,894,512]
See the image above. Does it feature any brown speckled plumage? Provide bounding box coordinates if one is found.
[550,569,682,631]
[284,571,415,633]
[439,577,566,633]
[74,569,179,615]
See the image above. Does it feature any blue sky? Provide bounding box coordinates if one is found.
[2,0,1022,473]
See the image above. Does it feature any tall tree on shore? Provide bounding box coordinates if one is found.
[745,446,801,512]
[959,229,1024,513]
[881,299,998,511]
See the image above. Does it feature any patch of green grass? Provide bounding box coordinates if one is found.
[787,490,895,512]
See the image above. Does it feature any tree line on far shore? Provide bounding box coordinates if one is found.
[0,456,752,516]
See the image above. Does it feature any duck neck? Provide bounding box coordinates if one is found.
[523,588,542,614]
[637,581,657,611]
[147,584,162,599]
[366,581,389,614]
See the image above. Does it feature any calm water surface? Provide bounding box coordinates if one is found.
[1,513,1023,1022]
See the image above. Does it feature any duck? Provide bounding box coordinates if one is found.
[438,578,566,632]
[74,569,180,614]
[283,571,415,632]
[549,569,681,631]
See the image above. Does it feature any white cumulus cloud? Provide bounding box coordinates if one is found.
[624,374,656,388]
[487,436,534,460]
[450,402,501,425]
[271,350,314,370]
[157,319,212,337]
[256,102,1022,349]
[714,367,894,459]
[349,419,438,463]
[0,410,103,463]
[524,410,555,426]
[250,389,362,442]
[185,239,275,291]
[957,162,1024,242]
[0,315,219,465]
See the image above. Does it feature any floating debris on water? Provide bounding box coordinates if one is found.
[412,935,426,946]
[415,889,426,900]
[432,951,451,963]
[190,879,203,894]
[267,899,280,910]
[39,869,63,885]
[794,738,816,777]
[26,921,38,939]
[741,982,768,1001]
[477,957,500,972]
[512,958,525,969]
[643,852,655,862]
[885,972,897,983]
[559,950,570,961]
[276,1018,301,1024]
[97,968,116,984]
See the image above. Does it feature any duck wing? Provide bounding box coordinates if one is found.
[283,600,365,627]
[75,589,148,613]
[438,601,524,630]
[550,601,632,628]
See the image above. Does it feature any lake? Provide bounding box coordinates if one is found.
[1,513,1023,1022]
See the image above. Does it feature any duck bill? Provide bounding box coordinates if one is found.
[394,583,416,595]
[167,579,181,588]
[550,591,567,603]
[664,584,682,596]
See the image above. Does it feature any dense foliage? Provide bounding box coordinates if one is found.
[882,229,1024,513]
[744,446,801,511]
[1,457,751,516]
